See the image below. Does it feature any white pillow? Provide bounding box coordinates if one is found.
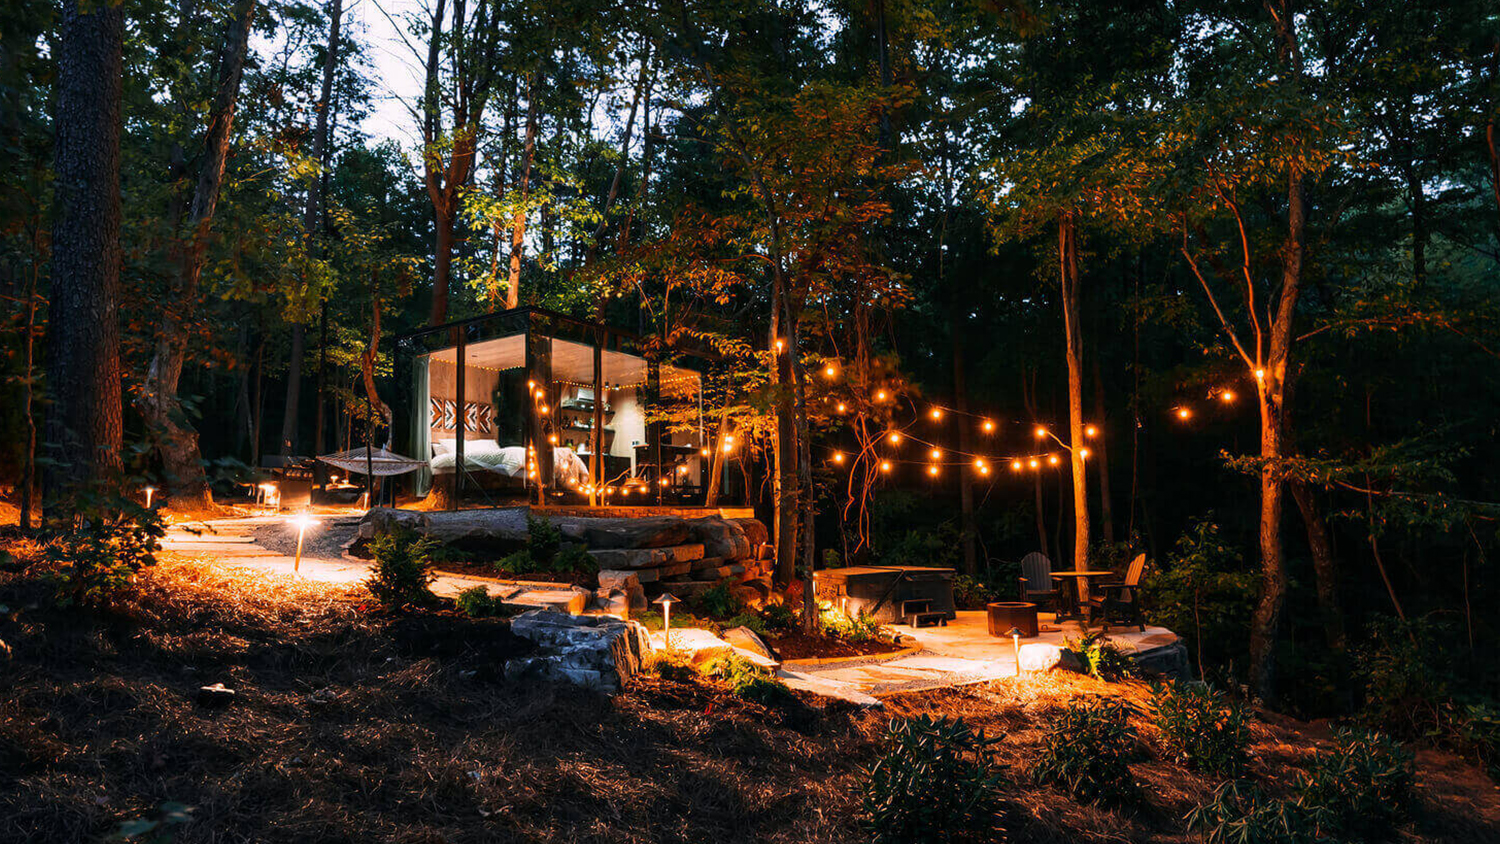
[431,439,455,456]
[464,439,503,458]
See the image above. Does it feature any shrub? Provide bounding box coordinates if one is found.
[650,650,696,681]
[364,527,439,610]
[861,715,1005,844]
[455,586,496,617]
[1298,727,1413,840]
[492,550,532,575]
[1458,702,1500,781]
[1144,517,1257,675]
[43,503,164,608]
[1030,699,1141,805]
[1351,616,1454,739]
[1150,681,1251,775]
[526,514,562,564]
[691,582,745,619]
[551,544,597,574]
[1187,780,1313,844]
[1064,631,1135,681]
[952,575,997,610]
[488,517,596,576]
[759,603,796,631]
[819,603,883,641]
[702,653,795,704]
[726,611,767,635]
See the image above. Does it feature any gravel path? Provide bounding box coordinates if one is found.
[252,517,361,561]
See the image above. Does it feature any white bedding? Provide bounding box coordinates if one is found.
[430,439,590,487]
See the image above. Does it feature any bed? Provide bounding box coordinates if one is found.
[429,439,591,488]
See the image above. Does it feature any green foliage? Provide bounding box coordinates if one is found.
[868,491,961,570]
[650,650,696,682]
[43,503,164,609]
[109,801,195,842]
[1030,700,1141,805]
[1186,728,1414,844]
[690,583,746,619]
[1298,728,1414,840]
[861,716,1005,844]
[702,653,794,705]
[454,585,497,618]
[488,516,595,576]
[1351,616,1454,739]
[1144,517,1257,674]
[553,544,598,575]
[759,603,796,631]
[364,527,439,610]
[1064,631,1135,681]
[1150,681,1251,775]
[725,611,767,635]
[818,603,883,642]
[525,514,562,564]
[1457,703,1500,782]
[1187,781,1314,844]
[951,575,998,610]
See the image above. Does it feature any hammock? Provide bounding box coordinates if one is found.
[317,446,427,477]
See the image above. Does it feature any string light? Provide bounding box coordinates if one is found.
[700,447,710,457]
[548,434,558,444]
[1011,459,1023,471]
[774,338,785,353]
[1085,425,1098,438]
[1254,368,1265,380]
[1048,454,1060,466]
[1029,458,1040,469]
[982,419,995,433]
[836,402,847,413]
[929,448,942,460]
[832,451,845,464]
[1221,390,1236,402]
[880,460,893,473]
[1080,447,1091,459]
[887,431,902,445]
[927,465,940,476]
[979,464,991,475]
[1177,407,1192,420]
[1034,426,1048,439]
[824,364,837,378]
[875,389,888,402]
[929,407,943,420]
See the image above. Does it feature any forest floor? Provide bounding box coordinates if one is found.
[1,552,1498,843]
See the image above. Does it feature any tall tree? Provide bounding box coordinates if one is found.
[44,0,126,508]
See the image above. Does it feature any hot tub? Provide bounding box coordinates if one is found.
[813,566,956,624]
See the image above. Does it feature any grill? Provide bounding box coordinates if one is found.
[814,566,956,624]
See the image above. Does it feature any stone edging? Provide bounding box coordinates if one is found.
[431,569,582,591]
[781,641,923,667]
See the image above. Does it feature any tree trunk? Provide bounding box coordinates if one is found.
[505,68,541,309]
[44,0,125,513]
[279,323,305,457]
[140,0,257,510]
[1058,214,1090,572]
[1290,481,1345,652]
[789,295,818,634]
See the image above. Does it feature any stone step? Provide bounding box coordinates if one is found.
[586,544,704,570]
[501,589,588,615]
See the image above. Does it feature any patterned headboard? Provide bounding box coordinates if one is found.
[430,397,493,436]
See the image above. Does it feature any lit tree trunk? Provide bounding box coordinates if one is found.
[141,0,257,508]
[505,67,541,309]
[1058,213,1090,572]
[788,291,817,634]
[704,407,730,506]
[768,226,798,587]
[44,0,125,513]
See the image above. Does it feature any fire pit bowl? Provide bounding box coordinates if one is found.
[986,602,1038,638]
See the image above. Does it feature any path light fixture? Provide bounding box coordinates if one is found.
[653,592,680,651]
[288,511,319,576]
[1006,627,1024,676]
[143,486,156,509]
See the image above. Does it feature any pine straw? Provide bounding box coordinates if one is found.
[2,556,1496,843]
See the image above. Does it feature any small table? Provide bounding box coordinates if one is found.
[986,602,1038,638]
[1049,570,1118,621]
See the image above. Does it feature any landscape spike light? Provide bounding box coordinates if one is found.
[1006,627,1024,675]
[653,592,680,651]
[143,486,156,509]
[287,511,319,576]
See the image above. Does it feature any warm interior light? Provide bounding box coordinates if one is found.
[875,389,888,402]
[1254,368,1265,380]
[539,405,550,414]
[1029,458,1040,469]
[700,447,711,457]
[974,458,987,470]
[774,338,785,353]
[1080,447,1091,459]
[980,465,991,475]
[548,434,558,444]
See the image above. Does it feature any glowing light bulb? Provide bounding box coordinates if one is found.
[1177,407,1192,420]
[980,465,991,476]
[875,389,888,402]
[1080,447,1091,459]
[539,405,550,415]
[1085,425,1098,438]
[836,402,847,413]
[1221,390,1236,402]
[974,458,987,470]
[880,460,892,473]
[527,380,536,389]
[1034,426,1048,439]
[927,465,940,476]
[887,431,901,444]
[832,451,845,464]
[1011,459,1023,472]
[1048,454,1059,466]
[929,407,943,420]
[929,448,942,460]
[824,364,837,378]
[1255,368,1265,380]
[700,447,711,457]
[774,338,785,353]
[548,434,558,444]
[1029,458,1040,469]
[982,420,995,433]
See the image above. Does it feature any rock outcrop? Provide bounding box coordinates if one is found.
[506,610,653,693]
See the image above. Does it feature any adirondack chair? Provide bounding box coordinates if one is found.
[1089,553,1148,632]
[1017,552,1064,614]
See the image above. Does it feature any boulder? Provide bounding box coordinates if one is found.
[597,570,647,612]
[507,610,654,693]
[723,626,776,662]
[729,518,769,550]
[729,581,769,610]
[1130,640,1190,680]
[557,517,691,549]
[687,517,752,561]
[1018,643,1084,673]
[358,506,530,547]
[652,628,779,672]
[587,544,704,570]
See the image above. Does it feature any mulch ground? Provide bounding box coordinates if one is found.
[763,631,904,661]
[2,548,1497,844]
